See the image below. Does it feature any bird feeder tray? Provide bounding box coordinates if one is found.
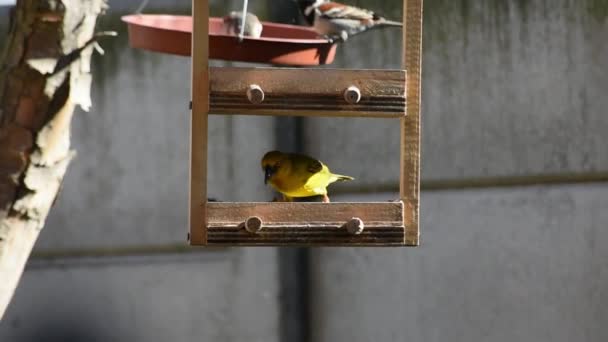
[188,0,423,246]
[206,202,412,246]
[121,14,338,66]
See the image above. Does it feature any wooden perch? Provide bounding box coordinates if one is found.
[0,0,110,319]
[209,67,406,118]
[200,202,410,246]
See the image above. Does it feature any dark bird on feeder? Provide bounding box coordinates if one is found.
[261,150,354,203]
[223,11,263,39]
[296,0,402,43]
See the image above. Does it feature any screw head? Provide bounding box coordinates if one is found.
[343,217,364,235]
[246,84,265,104]
[344,86,361,104]
[243,216,263,234]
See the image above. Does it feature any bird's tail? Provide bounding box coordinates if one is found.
[333,174,355,182]
[378,19,403,27]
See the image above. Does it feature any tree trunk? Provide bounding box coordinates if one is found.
[0,0,109,319]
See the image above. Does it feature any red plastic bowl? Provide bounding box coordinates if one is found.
[121,14,337,66]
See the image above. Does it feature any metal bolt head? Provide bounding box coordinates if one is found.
[343,86,361,104]
[247,84,264,104]
[244,216,263,234]
[343,217,364,235]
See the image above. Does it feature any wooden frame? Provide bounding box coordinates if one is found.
[189,0,422,246]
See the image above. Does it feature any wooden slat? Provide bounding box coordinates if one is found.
[198,202,406,246]
[209,68,406,118]
[188,0,209,245]
[207,202,403,224]
[207,225,405,246]
[400,0,423,246]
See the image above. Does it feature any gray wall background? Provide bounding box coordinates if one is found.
[1,0,608,341]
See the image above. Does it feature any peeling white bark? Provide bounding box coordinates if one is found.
[0,0,108,319]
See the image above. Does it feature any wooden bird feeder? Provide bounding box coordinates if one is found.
[184,0,423,247]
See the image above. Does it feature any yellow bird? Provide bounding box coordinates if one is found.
[261,150,354,202]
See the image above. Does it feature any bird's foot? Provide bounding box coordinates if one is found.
[339,30,349,42]
[323,33,347,44]
[322,194,330,203]
[322,35,335,43]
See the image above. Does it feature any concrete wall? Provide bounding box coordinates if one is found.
[313,187,608,342]
[308,1,608,342]
[2,0,608,341]
[3,250,277,342]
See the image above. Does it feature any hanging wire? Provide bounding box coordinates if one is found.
[135,0,150,14]
[238,0,249,42]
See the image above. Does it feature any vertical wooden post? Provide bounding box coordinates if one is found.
[401,0,423,245]
[189,0,209,245]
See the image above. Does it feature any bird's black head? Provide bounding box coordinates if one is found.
[294,0,319,26]
[261,151,284,184]
[264,165,277,184]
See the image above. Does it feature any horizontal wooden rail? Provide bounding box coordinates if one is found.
[208,67,406,118]
[194,202,417,246]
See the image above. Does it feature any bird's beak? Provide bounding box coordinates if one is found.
[264,166,273,185]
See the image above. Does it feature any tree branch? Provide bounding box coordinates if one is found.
[0,0,110,319]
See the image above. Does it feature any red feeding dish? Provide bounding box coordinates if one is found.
[121,15,338,66]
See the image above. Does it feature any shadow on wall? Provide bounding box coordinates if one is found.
[0,7,9,45]
[9,320,101,342]
[4,275,104,342]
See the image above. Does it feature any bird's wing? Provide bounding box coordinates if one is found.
[306,158,323,175]
[301,159,332,196]
[288,152,323,175]
[318,2,376,21]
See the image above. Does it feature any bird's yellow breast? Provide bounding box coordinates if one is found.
[270,165,333,197]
